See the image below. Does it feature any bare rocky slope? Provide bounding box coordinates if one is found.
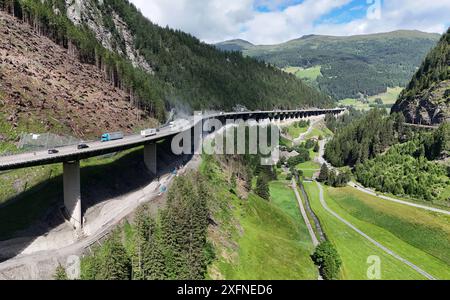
[0,11,156,141]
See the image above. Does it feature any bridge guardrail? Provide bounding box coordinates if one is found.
[0,108,345,163]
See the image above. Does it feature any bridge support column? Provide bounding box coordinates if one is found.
[63,161,82,230]
[144,143,157,175]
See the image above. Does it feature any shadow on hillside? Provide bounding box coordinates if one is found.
[0,141,191,263]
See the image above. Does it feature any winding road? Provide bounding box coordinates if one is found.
[349,182,450,216]
[305,122,443,280]
[315,181,436,280]
[316,134,449,216]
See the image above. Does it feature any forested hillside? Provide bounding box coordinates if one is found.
[392,28,450,125]
[354,125,450,202]
[0,0,332,125]
[324,109,405,167]
[325,110,450,203]
[81,172,212,280]
[217,31,440,100]
[77,146,319,280]
[0,11,158,141]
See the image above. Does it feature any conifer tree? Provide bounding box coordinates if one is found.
[54,264,68,280]
[255,175,270,200]
[100,231,131,280]
[318,164,329,182]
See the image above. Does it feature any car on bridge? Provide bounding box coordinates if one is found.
[77,143,89,150]
[141,128,157,137]
[48,149,59,154]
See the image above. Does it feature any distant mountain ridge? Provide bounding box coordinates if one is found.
[392,28,450,125]
[216,30,441,100]
[216,39,254,52]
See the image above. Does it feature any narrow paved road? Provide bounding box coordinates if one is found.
[292,118,321,145]
[317,136,449,216]
[315,181,436,280]
[349,181,450,216]
[291,179,319,247]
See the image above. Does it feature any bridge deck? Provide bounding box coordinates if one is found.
[0,109,344,171]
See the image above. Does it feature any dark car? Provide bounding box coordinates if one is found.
[77,143,89,150]
[48,149,59,154]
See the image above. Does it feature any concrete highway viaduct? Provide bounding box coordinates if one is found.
[0,108,344,230]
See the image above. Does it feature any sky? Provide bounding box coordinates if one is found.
[129,0,450,45]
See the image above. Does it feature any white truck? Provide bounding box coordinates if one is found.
[141,128,157,137]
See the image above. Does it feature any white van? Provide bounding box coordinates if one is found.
[141,128,157,137]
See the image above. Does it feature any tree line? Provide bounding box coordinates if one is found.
[79,172,213,280]
[243,32,439,100]
[317,164,351,188]
[395,28,449,103]
[1,0,334,125]
[354,123,449,201]
[1,0,167,120]
[325,109,449,201]
[324,109,406,167]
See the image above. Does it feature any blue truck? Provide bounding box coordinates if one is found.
[101,132,124,142]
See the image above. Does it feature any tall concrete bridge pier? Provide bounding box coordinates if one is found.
[143,143,158,175]
[0,108,345,231]
[63,161,82,230]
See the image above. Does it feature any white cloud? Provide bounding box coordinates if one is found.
[130,0,254,42]
[129,0,450,44]
[240,0,352,44]
[314,0,450,37]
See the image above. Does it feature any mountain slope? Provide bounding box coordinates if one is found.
[216,31,441,100]
[392,28,450,125]
[0,11,156,141]
[215,39,255,52]
[0,0,332,125]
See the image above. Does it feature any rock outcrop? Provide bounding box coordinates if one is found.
[392,28,449,126]
[64,0,153,74]
[393,80,450,125]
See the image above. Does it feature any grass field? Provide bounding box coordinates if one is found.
[207,158,318,279]
[283,124,308,139]
[217,193,317,279]
[269,181,312,238]
[326,186,450,279]
[303,182,427,279]
[305,126,333,140]
[280,135,293,148]
[340,87,403,111]
[297,161,321,178]
[283,66,322,81]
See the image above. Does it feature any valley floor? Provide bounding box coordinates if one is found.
[206,173,318,280]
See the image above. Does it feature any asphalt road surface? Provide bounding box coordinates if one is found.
[315,181,436,280]
[349,181,450,216]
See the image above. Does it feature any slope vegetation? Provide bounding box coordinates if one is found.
[1,0,332,124]
[217,31,440,100]
[0,11,156,142]
[392,28,450,125]
[204,156,317,280]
